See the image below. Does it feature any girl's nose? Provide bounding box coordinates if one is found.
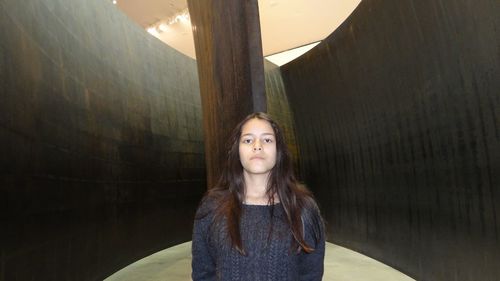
[253,140,262,151]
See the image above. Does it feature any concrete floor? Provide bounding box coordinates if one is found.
[105,242,414,281]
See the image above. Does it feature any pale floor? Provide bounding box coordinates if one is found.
[105,242,414,281]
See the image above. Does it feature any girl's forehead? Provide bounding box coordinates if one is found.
[241,118,274,134]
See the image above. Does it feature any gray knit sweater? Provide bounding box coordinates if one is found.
[191,199,325,281]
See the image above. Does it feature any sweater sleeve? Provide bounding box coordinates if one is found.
[191,200,217,281]
[298,205,326,281]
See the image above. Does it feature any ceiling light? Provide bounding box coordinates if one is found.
[158,23,169,32]
[147,27,158,35]
[146,9,191,36]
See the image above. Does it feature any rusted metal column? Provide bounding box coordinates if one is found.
[187,0,266,188]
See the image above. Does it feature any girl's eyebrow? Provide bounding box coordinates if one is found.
[241,132,275,137]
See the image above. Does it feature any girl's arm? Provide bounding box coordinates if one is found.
[298,205,326,281]
[191,202,217,281]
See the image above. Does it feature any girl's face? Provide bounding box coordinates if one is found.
[238,118,277,176]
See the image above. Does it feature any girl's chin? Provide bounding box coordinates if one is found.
[243,168,272,175]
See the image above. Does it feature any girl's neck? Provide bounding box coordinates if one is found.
[243,171,278,205]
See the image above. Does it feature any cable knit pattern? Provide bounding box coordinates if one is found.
[191,200,325,281]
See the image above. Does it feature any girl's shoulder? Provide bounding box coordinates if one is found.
[294,184,320,212]
[195,188,228,219]
[296,190,323,225]
[301,197,321,220]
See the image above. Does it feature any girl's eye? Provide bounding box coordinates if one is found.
[242,139,252,144]
[263,138,273,143]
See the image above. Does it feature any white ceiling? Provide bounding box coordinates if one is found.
[113,0,361,61]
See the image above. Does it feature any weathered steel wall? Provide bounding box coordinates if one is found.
[281,0,500,280]
[0,0,205,280]
[187,0,266,188]
[264,60,299,166]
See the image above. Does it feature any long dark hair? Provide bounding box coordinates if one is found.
[200,112,322,255]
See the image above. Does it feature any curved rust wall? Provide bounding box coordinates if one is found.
[264,60,300,165]
[0,0,205,280]
[281,0,499,280]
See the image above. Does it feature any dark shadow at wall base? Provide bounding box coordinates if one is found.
[1,193,203,281]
